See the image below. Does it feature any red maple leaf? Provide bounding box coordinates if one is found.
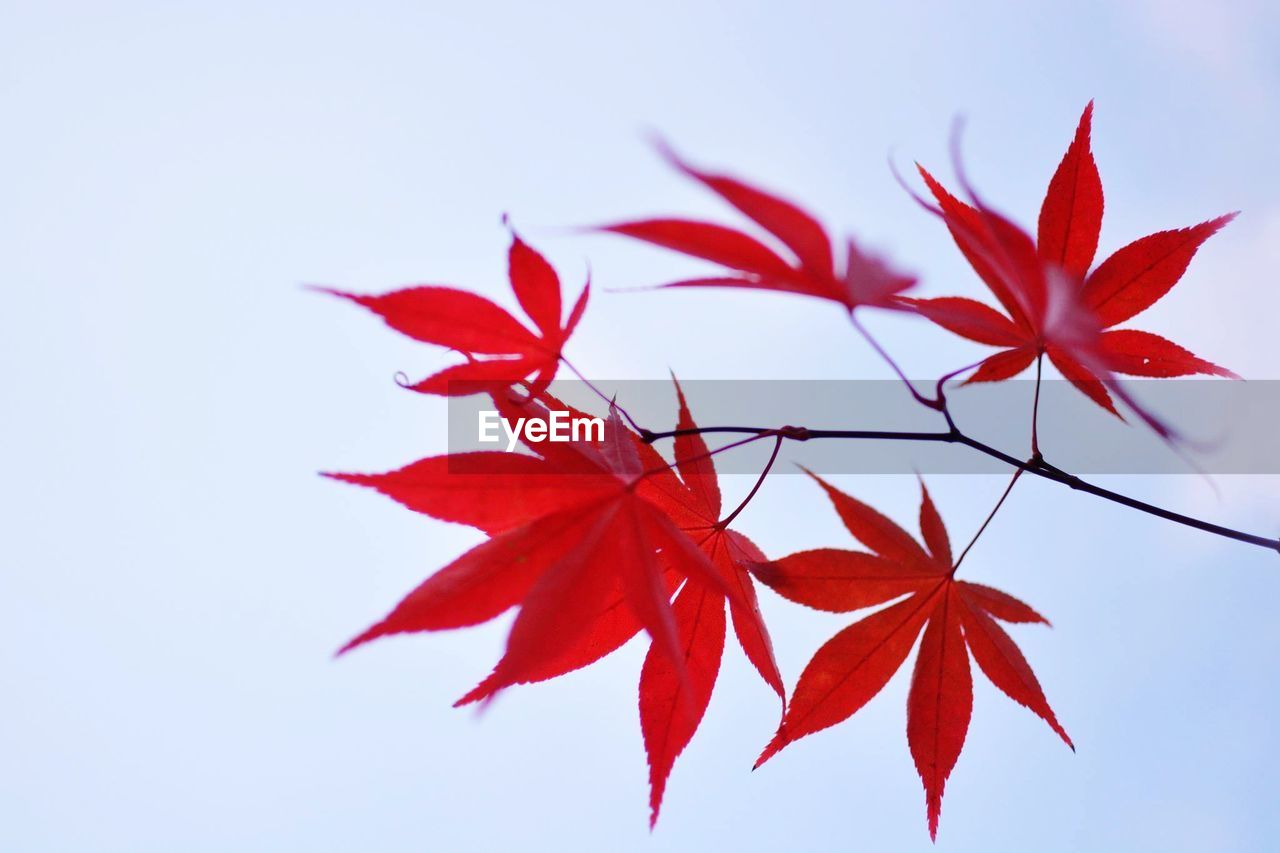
[328,390,745,704]
[330,381,783,827]
[751,472,1070,840]
[318,231,588,395]
[903,103,1236,418]
[445,384,785,733]
[601,143,916,311]
[636,380,784,826]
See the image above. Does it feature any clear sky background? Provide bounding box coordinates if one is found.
[3,2,1279,851]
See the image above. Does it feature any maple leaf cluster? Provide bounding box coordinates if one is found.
[323,104,1235,839]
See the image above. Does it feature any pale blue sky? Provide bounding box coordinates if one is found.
[3,2,1279,851]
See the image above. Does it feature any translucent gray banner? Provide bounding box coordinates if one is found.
[446,379,1280,474]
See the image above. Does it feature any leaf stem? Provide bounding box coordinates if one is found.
[638,431,775,483]
[1030,352,1044,458]
[951,468,1025,573]
[559,356,647,434]
[718,434,785,529]
[850,312,941,410]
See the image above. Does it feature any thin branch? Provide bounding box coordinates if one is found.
[645,425,955,443]
[839,320,1274,551]
[932,359,988,434]
[643,422,1280,554]
[622,311,1276,555]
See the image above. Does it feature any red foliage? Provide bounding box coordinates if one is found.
[331,379,783,825]
[323,104,1243,840]
[902,103,1236,421]
[318,232,587,395]
[751,473,1069,839]
[602,142,916,311]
